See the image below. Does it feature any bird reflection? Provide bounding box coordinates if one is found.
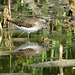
[13,42,49,56]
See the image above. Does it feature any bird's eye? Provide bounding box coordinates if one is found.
[45,28,47,29]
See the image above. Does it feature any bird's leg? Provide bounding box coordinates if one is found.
[28,33,30,40]
[18,31,25,37]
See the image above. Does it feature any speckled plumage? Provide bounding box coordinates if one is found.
[8,18,50,34]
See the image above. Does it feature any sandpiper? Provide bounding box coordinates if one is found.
[7,18,50,37]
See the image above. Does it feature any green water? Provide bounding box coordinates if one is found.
[0,27,75,75]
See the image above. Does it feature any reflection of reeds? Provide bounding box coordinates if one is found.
[59,67,63,75]
[4,30,12,47]
[59,44,63,60]
[50,41,56,61]
[65,30,72,59]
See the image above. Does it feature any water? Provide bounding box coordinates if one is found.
[0,0,75,75]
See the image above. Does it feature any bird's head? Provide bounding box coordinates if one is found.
[42,24,50,34]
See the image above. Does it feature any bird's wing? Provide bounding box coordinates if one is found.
[9,20,34,28]
[9,18,42,28]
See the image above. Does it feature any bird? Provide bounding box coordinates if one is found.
[6,0,50,38]
[7,18,50,37]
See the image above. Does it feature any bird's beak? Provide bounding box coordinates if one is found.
[42,28,49,34]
